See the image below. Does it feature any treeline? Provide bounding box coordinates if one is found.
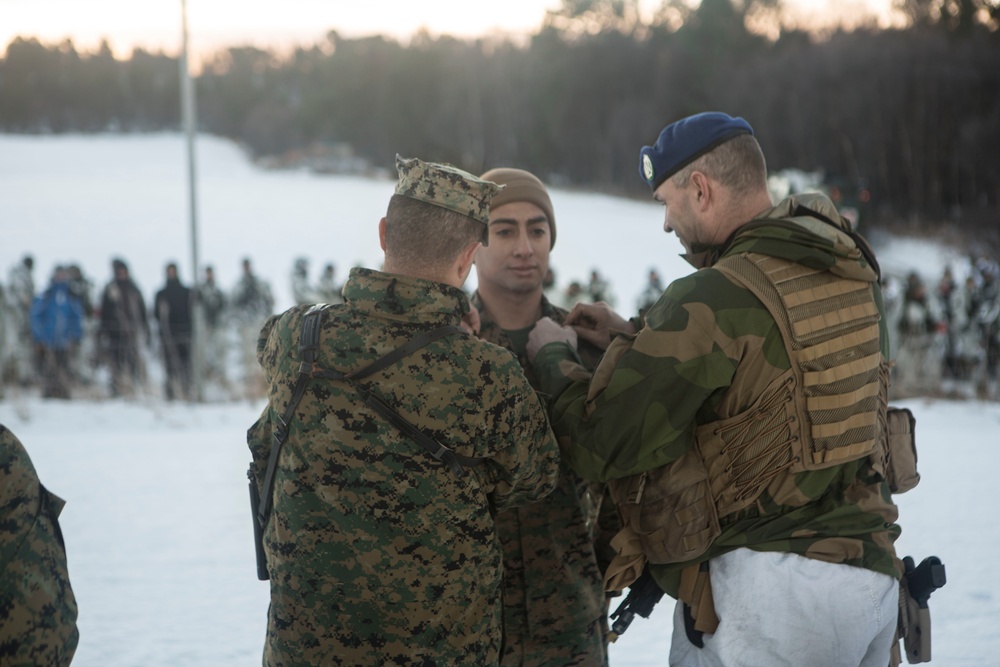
[2,0,999,226]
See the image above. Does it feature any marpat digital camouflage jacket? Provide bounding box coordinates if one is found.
[251,268,559,667]
[472,293,611,666]
[0,425,78,667]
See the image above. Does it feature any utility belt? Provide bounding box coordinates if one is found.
[246,304,485,581]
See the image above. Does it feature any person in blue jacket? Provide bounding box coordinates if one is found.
[30,266,84,399]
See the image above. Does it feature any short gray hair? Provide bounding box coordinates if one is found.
[672,134,767,194]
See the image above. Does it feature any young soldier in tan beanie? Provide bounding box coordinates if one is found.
[472,167,615,667]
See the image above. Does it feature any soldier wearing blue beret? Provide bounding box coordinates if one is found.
[529,112,920,666]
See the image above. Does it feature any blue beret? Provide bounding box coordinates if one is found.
[639,112,754,190]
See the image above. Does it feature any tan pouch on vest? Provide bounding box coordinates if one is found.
[603,525,647,593]
[885,407,920,493]
[611,448,721,566]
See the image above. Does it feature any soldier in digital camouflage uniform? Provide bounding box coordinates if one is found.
[471,167,613,667]
[249,156,560,667]
[0,425,79,666]
[528,113,903,666]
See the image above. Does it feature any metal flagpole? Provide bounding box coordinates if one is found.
[180,0,204,401]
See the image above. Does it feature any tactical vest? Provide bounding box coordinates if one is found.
[607,248,889,571]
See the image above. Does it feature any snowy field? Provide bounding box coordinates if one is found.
[1,134,997,665]
[1,396,995,666]
[0,133,687,315]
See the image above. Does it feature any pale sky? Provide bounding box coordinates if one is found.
[1,0,901,60]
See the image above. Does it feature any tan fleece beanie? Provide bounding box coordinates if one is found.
[479,168,556,249]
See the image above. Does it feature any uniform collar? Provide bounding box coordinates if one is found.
[343,267,470,326]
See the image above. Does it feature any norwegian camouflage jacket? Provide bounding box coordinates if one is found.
[534,194,901,599]
[0,425,78,666]
[250,268,559,666]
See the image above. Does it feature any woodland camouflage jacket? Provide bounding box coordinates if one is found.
[533,194,901,599]
[250,267,559,666]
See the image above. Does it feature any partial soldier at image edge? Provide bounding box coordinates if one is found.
[0,424,79,666]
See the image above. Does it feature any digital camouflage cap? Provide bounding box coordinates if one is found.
[395,155,504,229]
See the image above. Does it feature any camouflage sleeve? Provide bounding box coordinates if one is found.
[534,280,739,483]
[0,426,79,666]
[478,356,560,514]
[257,313,281,365]
[247,404,272,489]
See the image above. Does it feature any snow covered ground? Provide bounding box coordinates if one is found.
[2,134,996,665]
[0,133,685,316]
[1,395,994,666]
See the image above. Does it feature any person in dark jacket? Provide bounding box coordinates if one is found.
[153,262,194,401]
[98,258,150,398]
[30,266,84,399]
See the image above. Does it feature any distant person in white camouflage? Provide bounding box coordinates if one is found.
[196,264,228,387]
[231,257,274,398]
[5,254,36,386]
[0,424,78,665]
[290,257,322,305]
[637,267,663,318]
[895,271,943,394]
[472,166,614,667]
[249,156,560,666]
[66,264,97,386]
[587,268,615,307]
[560,280,588,310]
[316,262,344,304]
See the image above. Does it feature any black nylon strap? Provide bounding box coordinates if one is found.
[257,310,482,525]
[258,304,327,525]
[308,325,466,383]
[363,391,484,477]
[321,324,486,476]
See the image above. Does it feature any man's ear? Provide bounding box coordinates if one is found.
[378,217,388,251]
[691,171,712,211]
[455,241,482,283]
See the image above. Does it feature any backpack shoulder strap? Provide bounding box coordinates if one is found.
[307,325,465,382]
[257,303,327,525]
[258,315,481,525]
[311,324,486,477]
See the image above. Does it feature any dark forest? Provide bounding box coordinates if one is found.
[2,0,998,233]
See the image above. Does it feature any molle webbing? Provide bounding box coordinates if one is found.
[716,252,882,470]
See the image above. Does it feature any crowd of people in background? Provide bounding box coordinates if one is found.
[883,252,1000,399]
[3,250,1000,402]
[0,254,319,402]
